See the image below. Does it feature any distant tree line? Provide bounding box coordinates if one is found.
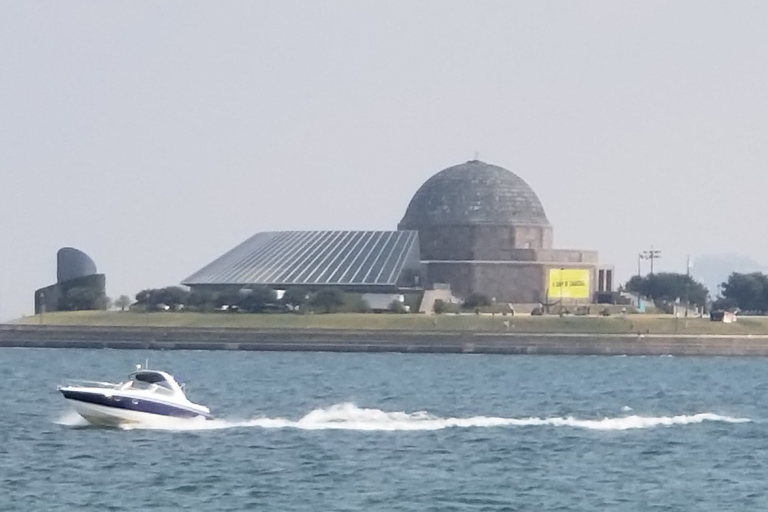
[715,272,768,313]
[623,271,768,315]
[66,271,768,317]
[433,292,494,315]
[130,286,409,314]
[625,273,709,307]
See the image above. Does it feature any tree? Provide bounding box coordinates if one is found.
[342,293,370,313]
[720,272,768,312]
[135,287,189,311]
[711,295,738,311]
[625,276,645,296]
[153,287,190,309]
[311,288,345,313]
[624,273,708,307]
[239,285,277,313]
[282,287,311,310]
[187,289,217,312]
[135,289,153,306]
[433,299,447,315]
[214,289,242,310]
[115,295,131,311]
[389,300,407,314]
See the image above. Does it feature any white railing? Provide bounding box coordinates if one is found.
[59,379,119,389]
[58,379,179,397]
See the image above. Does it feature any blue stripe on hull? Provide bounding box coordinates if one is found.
[61,390,211,419]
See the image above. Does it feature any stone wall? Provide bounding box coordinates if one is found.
[512,225,553,251]
[6,325,768,357]
[416,224,553,261]
[424,262,474,298]
[529,249,599,264]
[424,261,601,303]
[425,261,547,303]
[470,262,546,303]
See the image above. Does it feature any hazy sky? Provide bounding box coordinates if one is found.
[2,1,768,320]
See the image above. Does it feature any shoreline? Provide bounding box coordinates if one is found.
[3,325,768,356]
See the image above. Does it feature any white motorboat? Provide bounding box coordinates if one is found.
[58,366,213,426]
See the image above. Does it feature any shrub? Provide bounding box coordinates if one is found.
[389,300,407,314]
[187,290,217,312]
[462,293,492,310]
[282,287,311,310]
[342,293,371,313]
[311,288,346,313]
[239,285,277,313]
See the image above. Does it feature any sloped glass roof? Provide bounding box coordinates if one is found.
[182,230,420,287]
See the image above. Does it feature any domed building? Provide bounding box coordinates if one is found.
[183,159,612,308]
[399,160,553,258]
[34,247,106,313]
[400,160,611,304]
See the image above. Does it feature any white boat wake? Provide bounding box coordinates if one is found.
[56,403,750,432]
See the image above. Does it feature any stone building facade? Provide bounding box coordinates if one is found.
[399,160,611,304]
[34,247,106,313]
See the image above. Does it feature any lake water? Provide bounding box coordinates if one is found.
[1,348,766,511]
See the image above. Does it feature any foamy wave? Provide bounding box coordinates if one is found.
[113,403,749,432]
[55,410,90,427]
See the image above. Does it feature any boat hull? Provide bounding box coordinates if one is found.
[65,400,180,427]
[60,389,212,426]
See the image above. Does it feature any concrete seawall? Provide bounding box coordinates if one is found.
[3,325,768,356]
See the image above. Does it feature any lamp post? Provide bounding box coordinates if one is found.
[144,290,150,327]
[641,247,662,275]
[559,267,564,316]
[684,256,692,319]
[638,247,662,277]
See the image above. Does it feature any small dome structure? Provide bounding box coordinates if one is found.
[399,160,549,228]
[57,247,97,283]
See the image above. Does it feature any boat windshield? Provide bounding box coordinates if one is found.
[121,371,178,396]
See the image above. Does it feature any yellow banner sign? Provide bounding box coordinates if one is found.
[548,269,590,299]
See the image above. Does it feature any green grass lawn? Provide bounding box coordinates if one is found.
[10,311,768,335]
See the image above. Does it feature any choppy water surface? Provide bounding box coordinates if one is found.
[2,349,767,511]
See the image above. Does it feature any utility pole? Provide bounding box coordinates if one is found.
[640,247,662,275]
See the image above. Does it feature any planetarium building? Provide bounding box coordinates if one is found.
[35,247,106,313]
[183,160,612,306]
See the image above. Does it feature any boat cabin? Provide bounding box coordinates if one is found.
[120,370,185,396]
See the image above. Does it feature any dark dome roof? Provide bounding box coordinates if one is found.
[399,160,549,228]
